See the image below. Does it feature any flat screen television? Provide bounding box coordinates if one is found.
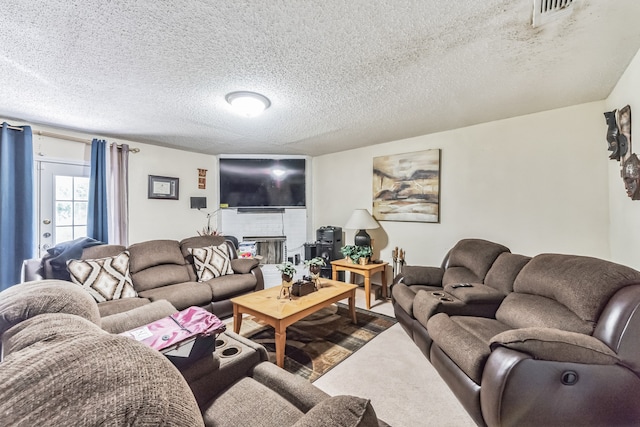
[219,158,306,208]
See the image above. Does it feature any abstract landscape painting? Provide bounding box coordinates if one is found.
[373,149,440,223]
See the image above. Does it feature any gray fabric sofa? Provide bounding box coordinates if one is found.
[0,280,386,426]
[22,235,263,318]
[392,239,640,426]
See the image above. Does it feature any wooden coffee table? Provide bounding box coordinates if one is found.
[231,279,358,368]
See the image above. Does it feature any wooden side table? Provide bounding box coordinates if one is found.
[331,258,388,309]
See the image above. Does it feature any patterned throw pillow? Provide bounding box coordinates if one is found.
[67,251,137,302]
[188,243,234,281]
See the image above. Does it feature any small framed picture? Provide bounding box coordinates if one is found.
[148,175,179,200]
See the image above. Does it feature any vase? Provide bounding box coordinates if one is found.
[358,257,369,265]
[346,257,355,264]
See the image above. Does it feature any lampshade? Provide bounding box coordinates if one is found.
[226,91,271,117]
[344,209,379,246]
[344,209,380,231]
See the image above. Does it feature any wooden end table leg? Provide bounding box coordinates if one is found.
[364,272,371,309]
[233,304,242,334]
[332,265,337,281]
[275,323,286,368]
[382,267,388,299]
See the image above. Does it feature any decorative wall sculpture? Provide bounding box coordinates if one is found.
[604,105,635,200]
[373,149,440,223]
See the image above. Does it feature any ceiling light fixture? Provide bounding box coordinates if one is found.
[225,91,271,117]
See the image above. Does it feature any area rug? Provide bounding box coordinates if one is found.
[232,303,397,381]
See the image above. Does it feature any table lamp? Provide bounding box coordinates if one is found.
[344,208,380,246]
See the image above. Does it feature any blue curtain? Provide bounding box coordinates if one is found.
[0,123,35,290]
[87,139,108,242]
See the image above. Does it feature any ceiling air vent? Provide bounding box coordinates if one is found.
[532,0,575,28]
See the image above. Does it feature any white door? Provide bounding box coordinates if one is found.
[37,161,90,256]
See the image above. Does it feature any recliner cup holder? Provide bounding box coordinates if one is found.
[432,292,445,297]
[439,297,453,302]
[215,337,227,348]
[220,346,241,358]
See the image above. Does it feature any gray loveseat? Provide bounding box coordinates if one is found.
[22,235,263,318]
[392,238,640,426]
[0,280,386,426]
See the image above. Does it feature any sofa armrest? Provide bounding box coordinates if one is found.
[100,299,177,334]
[481,346,640,427]
[21,258,43,282]
[250,361,329,413]
[401,265,444,286]
[443,283,506,304]
[490,327,619,365]
[230,258,260,274]
[291,395,380,427]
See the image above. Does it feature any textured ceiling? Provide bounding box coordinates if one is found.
[1,1,640,156]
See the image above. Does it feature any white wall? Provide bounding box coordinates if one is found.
[1,120,219,245]
[127,143,217,243]
[606,47,640,270]
[313,102,610,267]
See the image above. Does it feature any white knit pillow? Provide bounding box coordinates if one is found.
[189,243,234,281]
[67,251,137,302]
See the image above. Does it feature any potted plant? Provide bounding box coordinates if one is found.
[355,245,373,265]
[276,261,297,282]
[304,257,326,288]
[276,261,296,300]
[304,257,326,274]
[340,245,357,263]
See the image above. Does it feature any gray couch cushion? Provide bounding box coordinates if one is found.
[401,265,444,286]
[1,313,203,426]
[496,293,593,334]
[444,239,510,284]
[132,264,192,291]
[128,240,185,273]
[484,252,531,294]
[514,254,640,324]
[180,235,228,259]
[206,273,258,301]
[203,376,304,427]
[427,313,511,383]
[0,280,100,335]
[138,281,213,310]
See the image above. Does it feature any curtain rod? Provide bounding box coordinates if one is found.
[35,130,140,153]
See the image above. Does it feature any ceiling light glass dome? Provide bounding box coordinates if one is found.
[226,91,271,117]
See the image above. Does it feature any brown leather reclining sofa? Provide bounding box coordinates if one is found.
[22,235,263,318]
[392,238,640,426]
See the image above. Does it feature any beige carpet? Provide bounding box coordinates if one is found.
[311,288,476,427]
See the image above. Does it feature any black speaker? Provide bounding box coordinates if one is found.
[190,197,207,209]
[303,242,343,281]
[316,226,342,260]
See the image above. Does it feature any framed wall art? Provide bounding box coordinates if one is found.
[148,175,179,200]
[373,149,441,223]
